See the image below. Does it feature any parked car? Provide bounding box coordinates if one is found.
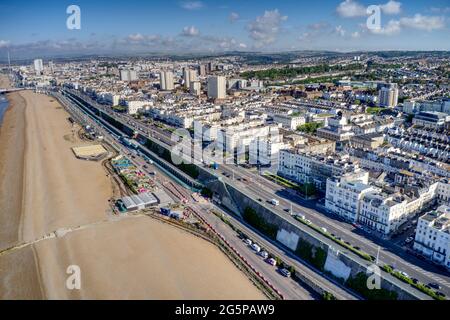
[429,283,441,290]
[259,251,269,259]
[405,237,414,244]
[244,239,252,246]
[267,258,277,266]
[251,243,261,253]
[412,278,419,284]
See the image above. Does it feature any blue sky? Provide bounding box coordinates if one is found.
[0,0,449,58]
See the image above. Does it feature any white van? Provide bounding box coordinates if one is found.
[269,199,279,206]
[251,243,261,253]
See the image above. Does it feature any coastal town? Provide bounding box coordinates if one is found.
[0,0,449,306]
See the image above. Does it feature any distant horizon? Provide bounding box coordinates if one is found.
[1,49,450,65]
[1,0,449,60]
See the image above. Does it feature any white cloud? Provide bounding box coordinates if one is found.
[335,25,346,37]
[430,7,450,14]
[247,9,288,47]
[229,12,240,23]
[337,1,402,18]
[336,0,366,18]
[127,33,145,42]
[239,43,247,48]
[369,19,401,35]
[180,1,203,10]
[380,1,402,15]
[181,26,199,37]
[366,13,444,36]
[399,14,445,31]
[351,31,360,38]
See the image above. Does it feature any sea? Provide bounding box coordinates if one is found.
[0,94,9,128]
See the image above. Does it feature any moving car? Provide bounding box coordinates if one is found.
[405,237,414,244]
[429,283,441,290]
[280,268,291,278]
[269,199,279,206]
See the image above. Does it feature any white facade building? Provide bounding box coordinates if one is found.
[183,68,198,89]
[272,114,306,130]
[189,81,202,96]
[125,100,151,115]
[378,84,399,108]
[413,205,450,269]
[207,76,226,99]
[120,69,138,82]
[160,71,174,91]
[34,59,44,75]
[325,173,373,222]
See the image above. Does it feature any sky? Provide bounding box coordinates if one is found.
[0,0,449,59]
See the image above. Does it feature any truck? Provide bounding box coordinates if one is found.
[269,199,279,206]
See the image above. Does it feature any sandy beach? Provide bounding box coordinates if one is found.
[0,83,265,299]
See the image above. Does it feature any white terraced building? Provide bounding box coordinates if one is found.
[326,178,446,235]
[278,151,362,191]
[413,205,450,269]
[325,173,373,222]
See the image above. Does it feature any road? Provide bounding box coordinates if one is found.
[63,89,449,298]
[216,163,450,296]
[191,202,358,300]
